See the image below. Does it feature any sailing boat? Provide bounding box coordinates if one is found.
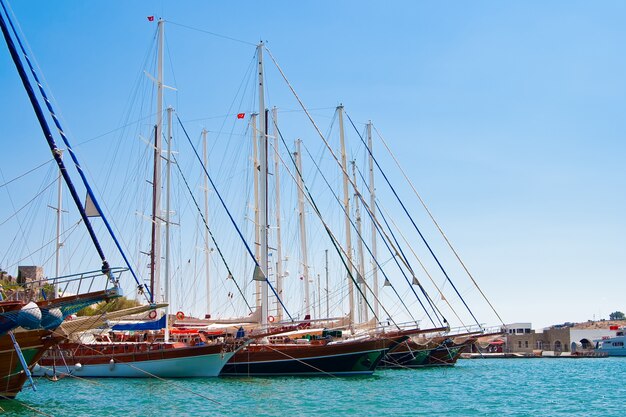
[220,43,409,377]
[33,19,245,379]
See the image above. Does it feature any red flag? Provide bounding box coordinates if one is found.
[147,16,155,22]
[237,113,245,119]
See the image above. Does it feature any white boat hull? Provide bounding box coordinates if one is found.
[33,350,236,378]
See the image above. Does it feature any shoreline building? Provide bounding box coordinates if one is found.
[504,321,621,354]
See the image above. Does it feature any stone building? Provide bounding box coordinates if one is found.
[504,321,621,354]
[17,265,45,287]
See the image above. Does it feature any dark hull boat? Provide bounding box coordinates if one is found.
[0,284,122,399]
[379,336,476,369]
[0,329,60,399]
[221,334,408,377]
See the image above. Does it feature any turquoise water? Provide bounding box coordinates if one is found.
[2,358,624,416]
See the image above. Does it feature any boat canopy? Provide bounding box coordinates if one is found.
[112,315,166,331]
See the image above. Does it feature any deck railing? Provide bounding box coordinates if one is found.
[2,267,126,303]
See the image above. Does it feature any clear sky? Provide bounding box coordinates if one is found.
[1,1,625,329]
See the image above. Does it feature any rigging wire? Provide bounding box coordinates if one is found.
[166,20,257,46]
[270,123,397,329]
[0,159,53,189]
[176,113,294,322]
[169,143,253,313]
[351,161,448,326]
[343,110,482,330]
[374,190,470,329]
[0,0,147,298]
[372,124,505,326]
[297,140,423,325]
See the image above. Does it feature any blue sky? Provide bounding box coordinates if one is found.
[1,1,625,329]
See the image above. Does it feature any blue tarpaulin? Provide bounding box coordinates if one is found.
[111,315,165,331]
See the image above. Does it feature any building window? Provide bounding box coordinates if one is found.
[518,341,522,348]
[525,341,529,348]
[525,329,531,334]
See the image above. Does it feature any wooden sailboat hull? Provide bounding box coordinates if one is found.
[0,329,58,399]
[221,335,408,376]
[379,337,476,369]
[34,342,239,378]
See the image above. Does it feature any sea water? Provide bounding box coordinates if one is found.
[2,358,624,416]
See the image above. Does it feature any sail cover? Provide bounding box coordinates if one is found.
[111,315,166,331]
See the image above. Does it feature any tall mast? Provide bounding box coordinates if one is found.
[251,113,261,311]
[317,273,321,320]
[367,121,379,319]
[202,129,211,317]
[164,106,173,342]
[257,43,269,328]
[53,150,63,297]
[272,107,284,321]
[352,161,368,323]
[150,18,164,303]
[294,139,311,318]
[338,105,355,328]
[325,249,329,318]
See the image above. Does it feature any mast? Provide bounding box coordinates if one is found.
[367,121,379,319]
[338,105,355,328]
[52,150,63,298]
[257,43,269,328]
[150,18,165,303]
[202,129,211,317]
[352,161,368,323]
[294,139,311,318]
[325,249,329,318]
[272,107,284,321]
[317,273,321,320]
[251,113,261,311]
[164,106,173,342]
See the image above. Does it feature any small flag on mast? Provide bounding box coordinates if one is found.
[147,16,155,22]
[237,113,245,119]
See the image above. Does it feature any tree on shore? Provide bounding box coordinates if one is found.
[609,311,625,320]
[76,297,142,316]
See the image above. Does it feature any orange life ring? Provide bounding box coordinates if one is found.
[176,311,185,320]
[268,315,275,323]
[148,310,157,319]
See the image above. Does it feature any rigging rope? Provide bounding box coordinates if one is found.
[269,126,399,330]
[169,149,253,313]
[297,141,422,326]
[351,163,447,327]
[0,158,53,189]
[344,111,482,330]
[0,177,57,227]
[372,124,505,326]
[374,198,470,330]
[166,20,256,46]
[0,0,147,299]
[175,113,293,322]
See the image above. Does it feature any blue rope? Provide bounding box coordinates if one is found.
[175,114,293,322]
[344,111,481,328]
[0,0,148,299]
